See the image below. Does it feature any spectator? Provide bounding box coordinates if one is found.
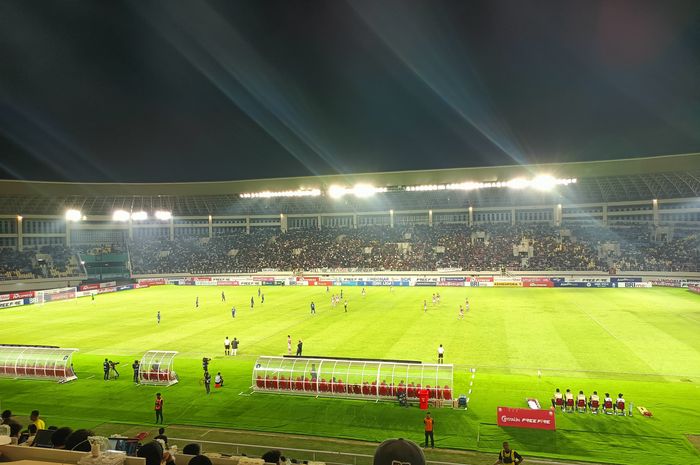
[51,426,73,449]
[30,410,45,430]
[188,456,212,465]
[372,438,425,465]
[138,441,175,465]
[154,427,168,447]
[64,429,94,451]
[261,450,282,465]
[1,410,23,440]
[182,443,201,455]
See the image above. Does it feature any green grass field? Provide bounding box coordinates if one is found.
[1,286,699,464]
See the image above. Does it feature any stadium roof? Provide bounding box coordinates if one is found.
[1,153,699,215]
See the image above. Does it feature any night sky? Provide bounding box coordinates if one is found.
[1,0,699,183]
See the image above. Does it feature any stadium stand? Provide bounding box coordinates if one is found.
[0,155,698,278]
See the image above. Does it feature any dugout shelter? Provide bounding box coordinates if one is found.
[139,350,178,386]
[0,345,78,382]
[252,356,453,404]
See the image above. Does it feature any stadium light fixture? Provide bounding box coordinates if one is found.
[327,184,387,199]
[112,210,130,222]
[131,211,148,221]
[17,215,22,221]
[328,185,347,199]
[65,209,82,222]
[239,188,321,199]
[155,210,172,221]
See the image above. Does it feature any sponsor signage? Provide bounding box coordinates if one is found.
[138,278,167,286]
[497,406,556,430]
[0,299,23,309]
[0,291,36,301]
[100,281,117,288]
[79,284,100,291]
[610,277,642,283]
[494,281,522,287]
[474,277,494,282]
[415,279,437,287]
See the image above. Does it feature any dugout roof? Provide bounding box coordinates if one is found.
[1,153,699,215]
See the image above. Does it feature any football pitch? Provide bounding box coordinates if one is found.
[1,285,699,465]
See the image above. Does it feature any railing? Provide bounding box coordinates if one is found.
[168,437,471,465]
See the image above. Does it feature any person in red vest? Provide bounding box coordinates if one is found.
[154,393,164,424]
[423,412,434,448]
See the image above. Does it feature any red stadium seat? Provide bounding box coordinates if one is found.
[319,379,328,392]
[590,399,599,413]
[443,386,452,400]
[603,399,613,414]
[353,383,361,394]
[295,377,304,390]
[379,383,388,397]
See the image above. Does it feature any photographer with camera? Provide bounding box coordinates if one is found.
[109,360,120,379]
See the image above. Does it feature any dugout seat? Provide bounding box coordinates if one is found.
[379,382,388,397]
[295,377,304,390]
[362,382,370,395]
[407,383,416,398]
[443,386,452,400]
[319,379,328,392]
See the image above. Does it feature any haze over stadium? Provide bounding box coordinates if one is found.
[0,2,699,465]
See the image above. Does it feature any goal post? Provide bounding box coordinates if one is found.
[0,345,78,382]
[139,350,179,386]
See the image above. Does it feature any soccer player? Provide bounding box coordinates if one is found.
[432,293,436,305]
[465,298,470,312]
[552,388,563,409]
[361,287,366,297]
[577,390,587,412]
[344,300,348,312]
[224,336,230,356]
[91,293,95,302]
[195,296,199,308]
[340,288,343,299]
[287,335,292,355]
[221,291,226,302]
[296,340,303,356]
[603,392,614,414]
[310,301,316,314]
[232,337,239,356]
[103,358,110,381]
[326,286,329,293]
[424,300,428,312]
[258,287,261,297]
[436,292,441,304]
[458,306,464,319]
[437,344,444,364]
[615,393,626,415]
[202,357,211,372]
[231,306,236,318]
[157,311,160,324]
[589,390,600,413]
[250,296,254,309]
[564,389,574,412]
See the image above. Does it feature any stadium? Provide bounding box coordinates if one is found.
[1,153,699,465]
[2,2,700,465]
